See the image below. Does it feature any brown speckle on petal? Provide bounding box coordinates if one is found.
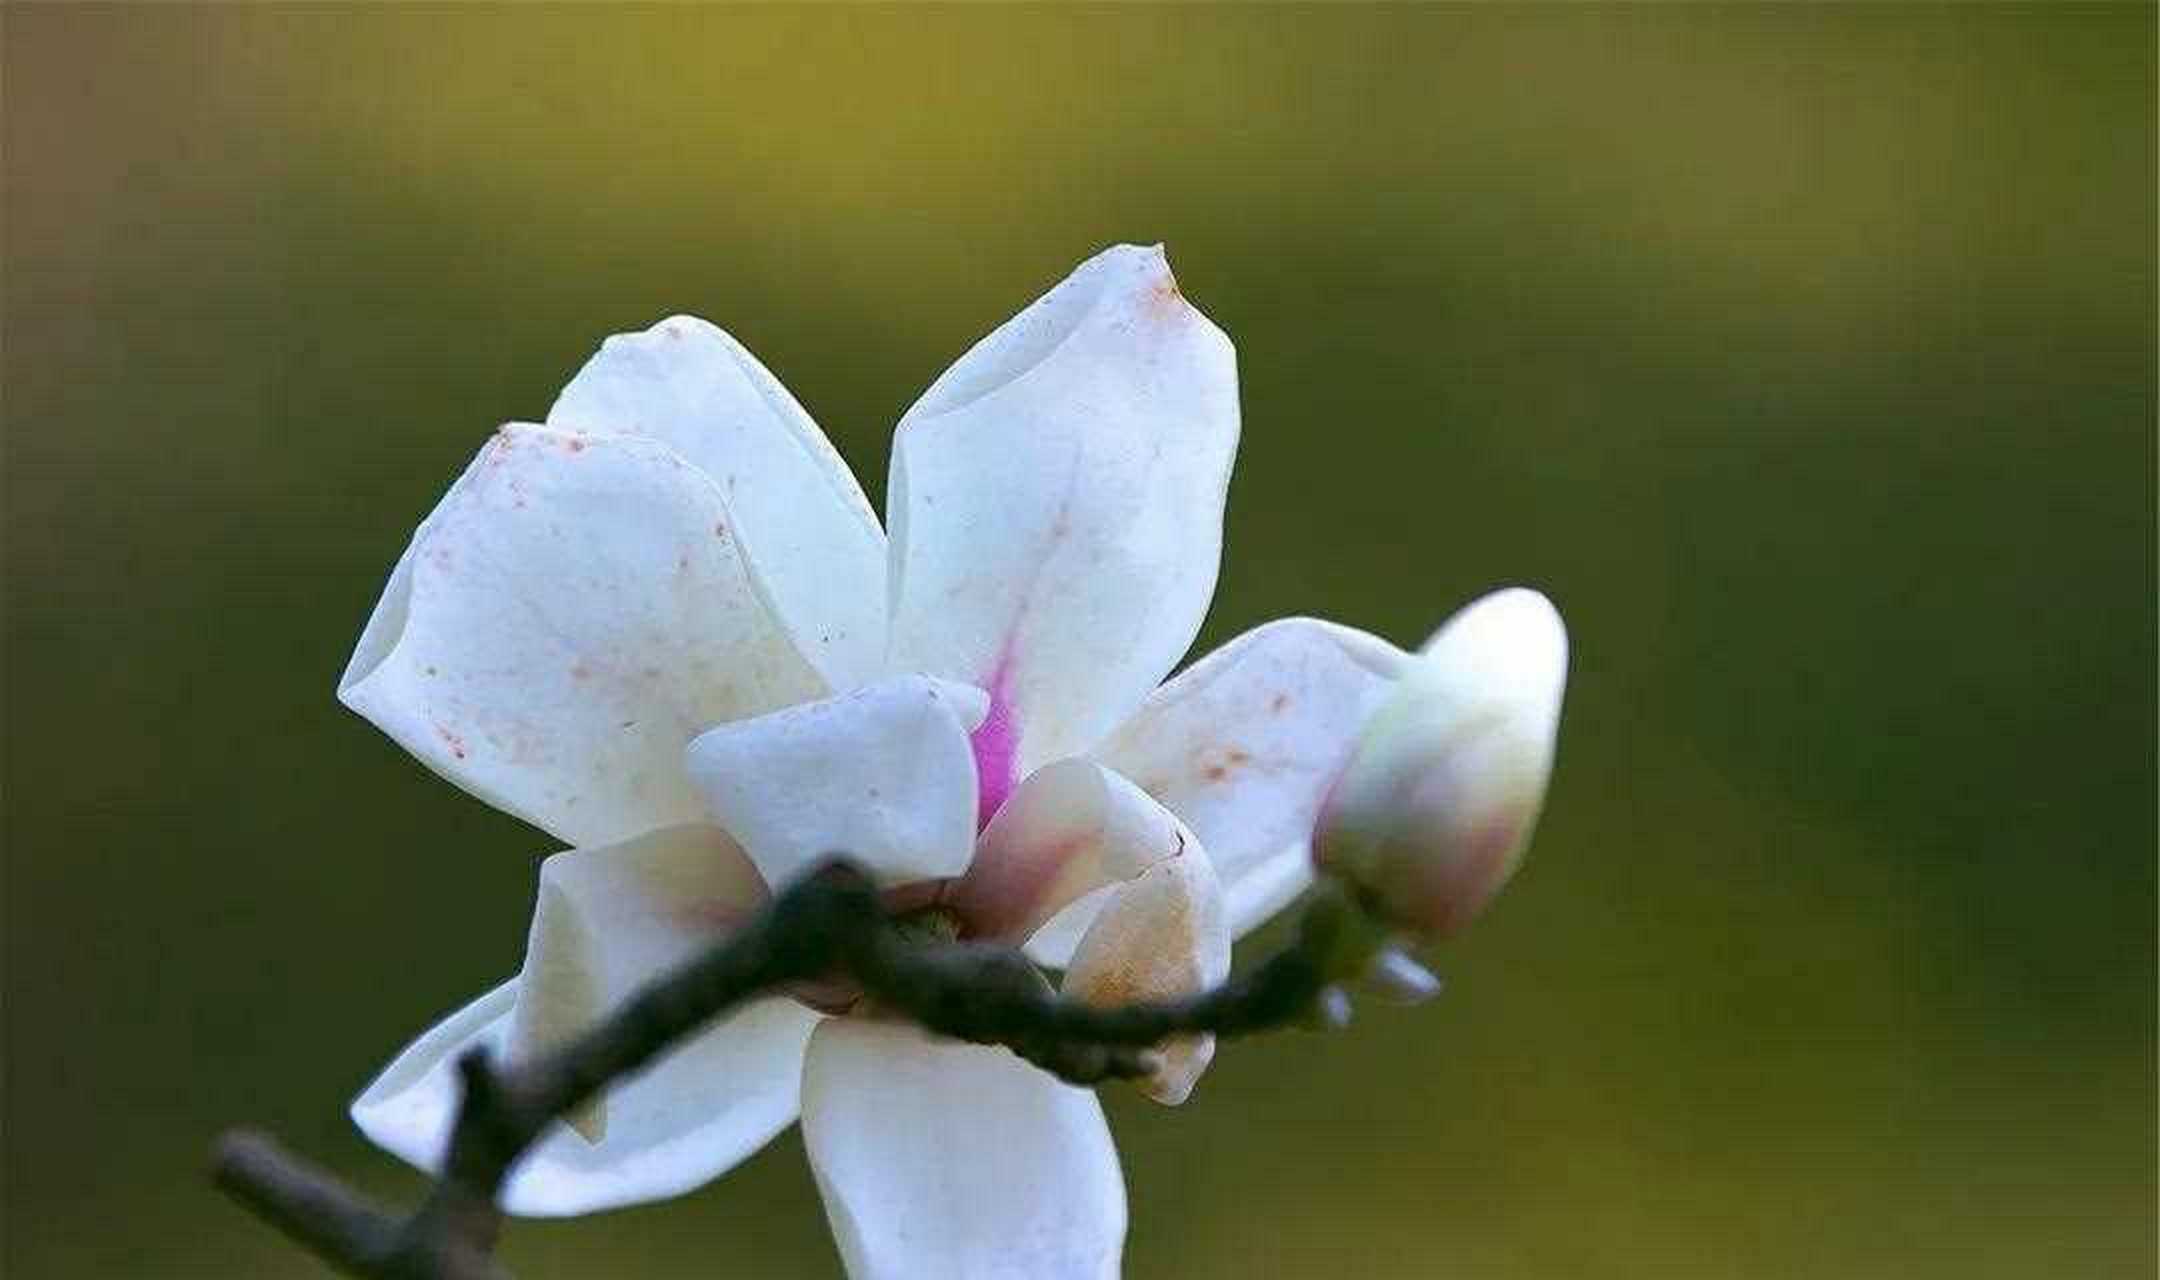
[1198,746,1253,784]
[1147,274,1185,316]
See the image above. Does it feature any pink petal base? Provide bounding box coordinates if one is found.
[969,658,1021,830]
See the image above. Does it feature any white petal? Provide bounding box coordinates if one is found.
[1020,886,1116,969]
[548,317,888,691]
[800,1019,1124,1280]
[339,448,492,697]
[350,981,818,1217]
[339,425,826,848]
[887,245,1240,790]
[505,825,772,1140]
[1063,843,1230,1105]
[685,675,987,890]
[1219,844,1320,939]
[1089,618,1410,940]
[948,758,1190,947]
[1026,840,1310,960]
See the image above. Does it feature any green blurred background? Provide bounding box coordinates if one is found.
[6,5,2153,1277]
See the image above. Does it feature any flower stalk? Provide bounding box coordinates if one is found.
[213,858,1372,1280]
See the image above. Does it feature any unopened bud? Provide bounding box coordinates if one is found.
[1312,984,1356,1030]
[1362,948,1444,1005]
[1314,588,1568,939]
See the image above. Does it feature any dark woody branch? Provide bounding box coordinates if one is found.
[211,859,1363,1280]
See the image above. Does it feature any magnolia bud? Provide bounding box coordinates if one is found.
[1362,947,1445,1005]
[1312,985,1356,1030]
[1314,588,1567,939]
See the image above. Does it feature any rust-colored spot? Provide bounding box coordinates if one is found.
[434,724,469,760]
[712,521,730,540]
[565,435,587,453]
[1270,692,1290,713]
[1199,746,1252,784]
[570,662,594,681]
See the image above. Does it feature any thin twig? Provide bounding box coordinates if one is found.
[212,859,1351,1279]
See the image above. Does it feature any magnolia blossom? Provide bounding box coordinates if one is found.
[1315,589,1568,939]
[340,245,1438,1277]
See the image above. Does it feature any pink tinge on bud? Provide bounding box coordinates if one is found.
[1314,588,1567,939]
[1332,795,1528,939]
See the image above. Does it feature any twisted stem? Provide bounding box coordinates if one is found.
[211,859,1354,1279]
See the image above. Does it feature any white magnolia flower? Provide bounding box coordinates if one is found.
[340,245,1425,1277]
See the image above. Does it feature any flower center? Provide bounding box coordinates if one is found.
[888,904,964,946]
[786,899,972,1016]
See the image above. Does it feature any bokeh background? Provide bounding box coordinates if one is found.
[6,6,2153,1277]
